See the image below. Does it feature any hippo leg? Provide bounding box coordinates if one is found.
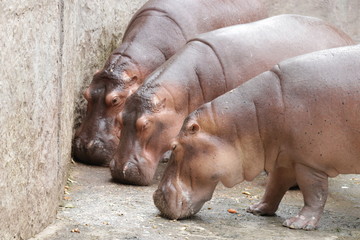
[247,167,296,216]
[283,164,328,230]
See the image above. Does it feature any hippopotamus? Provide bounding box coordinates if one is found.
[153,44,360,230]
[110,14,354,185]
[72,0,268,166]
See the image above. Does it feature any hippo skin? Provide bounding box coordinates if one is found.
[72,0,267,166]
[110,14,354,185]
[153,44,360,230]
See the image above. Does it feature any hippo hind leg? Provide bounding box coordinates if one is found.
[283,163,328,230]
[247,166,297,216]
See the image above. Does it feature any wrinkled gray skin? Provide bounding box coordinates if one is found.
[154,44,360,230]
[110,14,354,185]
[72,0,267,166]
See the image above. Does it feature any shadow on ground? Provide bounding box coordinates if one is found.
[31,161,360,240]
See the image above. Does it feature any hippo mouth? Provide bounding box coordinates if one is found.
[72,137,116,166]
[153,183,203,220]
[110,157,155,186]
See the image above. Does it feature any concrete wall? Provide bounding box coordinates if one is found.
[0,0,359,239]
[0,2,63,239]
[263,0,360,43]
[0,1,146,239]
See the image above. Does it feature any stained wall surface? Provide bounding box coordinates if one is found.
[263,0,360,43]
[0,1,146,239]
[0,1,358,239]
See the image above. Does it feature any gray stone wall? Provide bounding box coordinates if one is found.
[0,2,64,239]
[0,0,359,239]
[63,1,148,130]
[0,1,146,239]
[263,0,360,43]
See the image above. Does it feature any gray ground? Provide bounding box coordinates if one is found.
[31,161,360,240]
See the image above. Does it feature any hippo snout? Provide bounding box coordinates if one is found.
[72,136,113,166]
[153,187,182,220]
[153,182,197,220]
[85,139,102,150]
[110,159,153,186]
[73,136,105,151]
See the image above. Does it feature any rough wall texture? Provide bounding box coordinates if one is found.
[0,1,146,239]
[263,0,360,43]
[63,1,147,130]
[0,0,359,239]
[0,2,64,240]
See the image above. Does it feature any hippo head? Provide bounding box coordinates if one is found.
[72,54,141,166]
[153,104,263,219]
[109,86,183,185]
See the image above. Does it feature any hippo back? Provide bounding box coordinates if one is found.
[124,0,267,40]
[257,44,360,176]
[277,44,360,143]
[189,14,354,90]
[112,0,268,73]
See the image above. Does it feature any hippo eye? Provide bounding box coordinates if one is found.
[129,76,138,85]
[111,96,121,106]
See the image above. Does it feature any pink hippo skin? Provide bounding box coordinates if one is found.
[110,14,354,185]
[72,0,267,166]
[153,44,360,230]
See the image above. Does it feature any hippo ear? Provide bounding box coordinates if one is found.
[152,97,166,112]
[188,123,200,134]
[83,86,91,101]
[122,72,138,86]
[127,76,139,86]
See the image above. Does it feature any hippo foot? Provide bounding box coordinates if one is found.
[246,202,276,216]
[282,215,318,230]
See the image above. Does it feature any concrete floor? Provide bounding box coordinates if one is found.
[31,161,360,240]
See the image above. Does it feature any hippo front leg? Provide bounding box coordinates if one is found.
[283,163,328,230]
[247,166,297,216]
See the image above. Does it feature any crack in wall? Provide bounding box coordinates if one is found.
[57,0,64,178]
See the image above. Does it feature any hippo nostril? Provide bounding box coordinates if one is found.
[123,162,139,178]
[123,162,129,177]
[84,139,105,151]
[86,140,94,150]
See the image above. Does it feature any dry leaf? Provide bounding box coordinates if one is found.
[64,203,75,208]
[227,209,238,214]
[71,228,80,233]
